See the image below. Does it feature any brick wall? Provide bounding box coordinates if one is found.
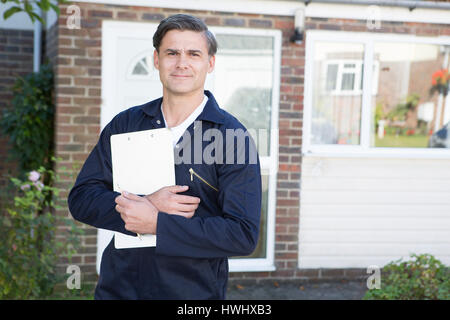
[0,29,34,191]
[52,1,450,286]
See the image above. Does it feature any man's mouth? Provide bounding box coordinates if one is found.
[171,74,192,78]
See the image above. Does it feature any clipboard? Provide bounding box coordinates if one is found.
[110,128,175,249]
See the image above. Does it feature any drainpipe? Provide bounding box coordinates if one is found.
[298,0,450,11]
[33,6,42,72]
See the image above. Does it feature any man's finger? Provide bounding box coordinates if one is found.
[175,203,199,212]
[181,211,195,219]
[172,194,201,204]
[115,195,130,207]
[115,204,124,214]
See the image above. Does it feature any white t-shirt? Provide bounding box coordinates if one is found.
[161,95,208,147]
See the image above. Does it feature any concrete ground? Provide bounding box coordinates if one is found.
[226,280,368,300]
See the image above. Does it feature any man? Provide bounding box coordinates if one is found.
[68,14,262,300]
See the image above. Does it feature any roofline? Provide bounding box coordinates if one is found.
[298,0,450,11]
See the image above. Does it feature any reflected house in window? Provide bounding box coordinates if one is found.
[311,40,450,149]
[373,43,447,148]
[312,42,366,145]
[205,29,280,267]
[225,87,272,132]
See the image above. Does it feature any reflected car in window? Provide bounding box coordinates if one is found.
[428,121,450,148]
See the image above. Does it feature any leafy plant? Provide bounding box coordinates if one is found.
[387,94,420,122]
[364,253,450,300]
[0,165,84,299]
[0,64,55,176]
[1,0,66,25]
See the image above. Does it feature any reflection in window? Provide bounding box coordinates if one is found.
[371,43,450,148]
[130,55,154,77]
[326,64,338,90]
[312,42,365,145]
[234,174,269,259]
[213,34,274,157]
[211,33,278,261]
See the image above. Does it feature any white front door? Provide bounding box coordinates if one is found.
[98,21,161,273]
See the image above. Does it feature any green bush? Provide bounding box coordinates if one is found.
[0,63,55,176]
[0,166,83,299]
[364,254,450,300]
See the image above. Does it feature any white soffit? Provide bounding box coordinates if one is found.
[74,0,450,25]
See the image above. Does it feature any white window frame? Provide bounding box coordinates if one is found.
[303,30,450,159]
[207,26,280,272]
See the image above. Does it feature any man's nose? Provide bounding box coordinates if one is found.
[176,52,189,69]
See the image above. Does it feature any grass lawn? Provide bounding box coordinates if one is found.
[374,134,430,148]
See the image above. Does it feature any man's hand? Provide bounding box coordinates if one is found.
[115,191,158,235]
[145,185,200,219]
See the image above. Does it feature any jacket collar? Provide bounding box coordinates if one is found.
[140,90,225,124]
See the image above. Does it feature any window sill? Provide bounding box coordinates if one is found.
[302,147,450,159]
[229,259,276,273]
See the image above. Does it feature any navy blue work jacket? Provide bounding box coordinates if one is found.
[68,90,262,300]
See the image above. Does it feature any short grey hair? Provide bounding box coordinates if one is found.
[153,14,218,56]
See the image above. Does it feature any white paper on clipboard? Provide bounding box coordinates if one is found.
[110,128,175,249]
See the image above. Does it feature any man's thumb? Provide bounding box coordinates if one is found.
[122,190,141,200]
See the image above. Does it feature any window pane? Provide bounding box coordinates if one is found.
[211,34,274,157]
[232,173,268,259]
[132,60,148,75]
[371,42,450,148]
[312,42,364,145]
[326,64,338,90]
[341,73,355,90]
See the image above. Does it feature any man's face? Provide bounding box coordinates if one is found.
[154,29,215,96]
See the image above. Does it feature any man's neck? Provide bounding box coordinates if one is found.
[162,90,205,128]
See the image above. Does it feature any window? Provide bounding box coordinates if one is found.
[311,42,365,145]
[304,31,450,156]
[206,27,281,271]
[371,42,448,148]
[127,52,159,81]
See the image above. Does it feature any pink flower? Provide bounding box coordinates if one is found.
[28,170,40,182]
[12,244,17,251]
[20,184,30,191]
[33,181,44,191]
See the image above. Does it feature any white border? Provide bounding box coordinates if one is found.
[303,31,450,159]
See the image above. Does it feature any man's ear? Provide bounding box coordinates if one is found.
[208,55,215,73]
[153,50,159,70]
